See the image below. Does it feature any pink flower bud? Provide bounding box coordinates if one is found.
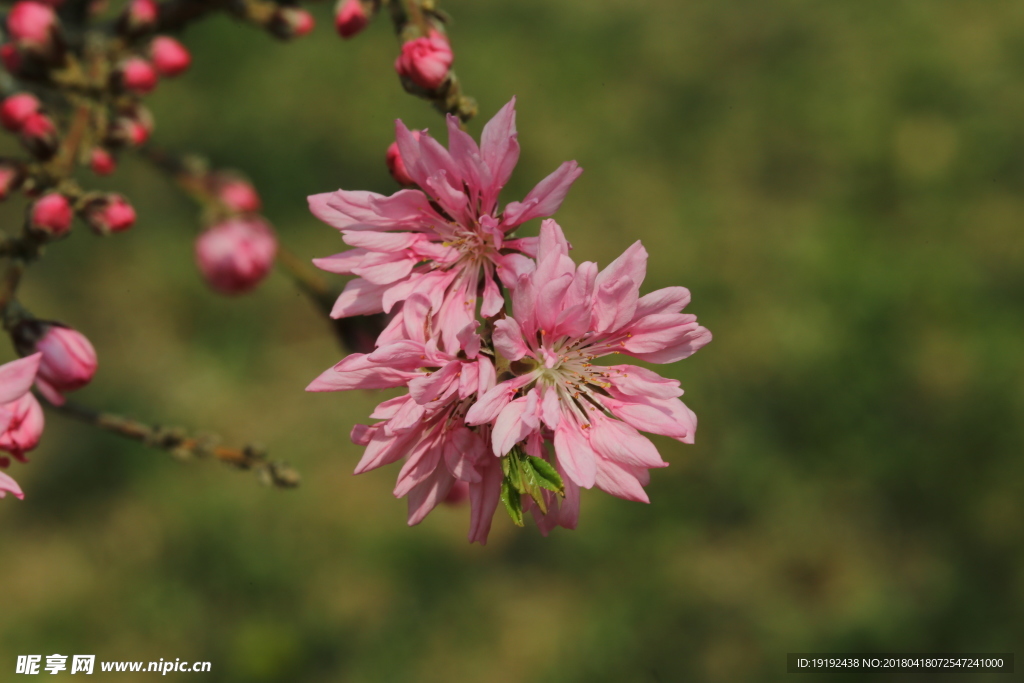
[0,93,40,131]
[195,217,278,295]
[119,57,158,93]
[7,1,58,51]
[0,161,24,200]
[335,0,368,39]
[89,147,116,175]
[30,325,98,404]
[271,7,314,39]
[110,114,151,146]
[214,177,261,213]
[121,0,158,33]
[19,111,58,157]
[394,31,453,91]
[30,192,72,235]
[386,140,416,186]
[85,194,135,234]
[150,36,190,77]
[0,393,44,460]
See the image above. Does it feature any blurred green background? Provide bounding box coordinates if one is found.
[3,0,1024,680]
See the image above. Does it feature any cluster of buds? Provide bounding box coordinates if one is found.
[188,172,277,295]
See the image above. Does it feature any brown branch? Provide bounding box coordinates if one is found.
[48,398,301,488]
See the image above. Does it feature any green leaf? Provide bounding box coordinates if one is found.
[500,478,524,526]
[519,462,549,514]
[527,456,565,497]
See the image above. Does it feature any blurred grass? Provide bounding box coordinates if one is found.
[2,0,1024,680]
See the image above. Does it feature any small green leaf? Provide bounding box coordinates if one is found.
[527,456,565,497]
[500,478,524,526]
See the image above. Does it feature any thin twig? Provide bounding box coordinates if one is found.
[49,398,301,488]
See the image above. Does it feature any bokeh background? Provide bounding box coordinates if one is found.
[3,0,1024,680]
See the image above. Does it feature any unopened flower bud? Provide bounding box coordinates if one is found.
[119,0,158,34]
[18,111,58,158]
[150,36,190,77]
[213,176,261,213]
[195,217,278,295]
[0,93,40,131]
[0,161,24,200]
[30,192,72,235]
[385,137,419,186]
[84,194,135,234]
[89,147,116,175]
[0,393,44,460]
[395,30,453,91]
[335,0,368,39]
[109,108,153,147]
[13,322,97,405]
[118,56,158,93]
[270,7,315,40]
[7,1,59,55]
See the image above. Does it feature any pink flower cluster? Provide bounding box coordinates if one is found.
[307,98,711,543]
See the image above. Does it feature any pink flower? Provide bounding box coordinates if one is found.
[24,325,98,405]
[273,7,314,38]
[307,294,500,540]
[214,177,261,213]
[0,352,43,497]
[335,0,368,38]
[195,217,277,294]
[119,57,158,93]
[394,31,453,90]
[464,220,712,529]
[7,1,57,51]
[30,192,72,236]
[150,36,190,77]
[309,97,582,353]
[0,92,40,132]
[90,147,117,175]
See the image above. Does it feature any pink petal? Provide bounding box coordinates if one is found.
[394,434,443,498]
[603,395,698,444]
[468,455,503,544]
[588,413,666,468]
[604,365,683,399]
[342,231,422,251]
[308,189,432,231]
[592,276,639,334]
[354,426,421,474]
[634,286,691,318]
[480,97,520,203]
[553,420,597,488]
[480,270,504,318]
[0,471,24,500]
[408,360,461,405]
[0,353,41,404]
[501,161,583,228]
[330,278,388,318]
[465,375,532,426]
[444,425,485,483]
[622,315,712,363]
[491,392,538,456]
[311,249,368,275]
[492,317,528,361]
[594,458,650,503]
[595,240,647,291]
[406,466,455,526]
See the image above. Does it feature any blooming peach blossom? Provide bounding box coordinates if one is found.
[309,97,582,353]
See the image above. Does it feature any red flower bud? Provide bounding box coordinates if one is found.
[119,56,158,93]
[7,1,58,53]
[0,44,23,74]
[150,36,190,77]
[395,30,453,91]
[89,147,117,175]
[385,137,418,186]
[109,109,153,147]
[0,161,24,200]
[18,111,58,158]
[30,192,73,235]
[0,93,40,132]
[335,0,368,39]
[85,194,135,234]
[120,0,158,34]
[270,7,315,39]
[195,217,278,295]
[214,177,261,213]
